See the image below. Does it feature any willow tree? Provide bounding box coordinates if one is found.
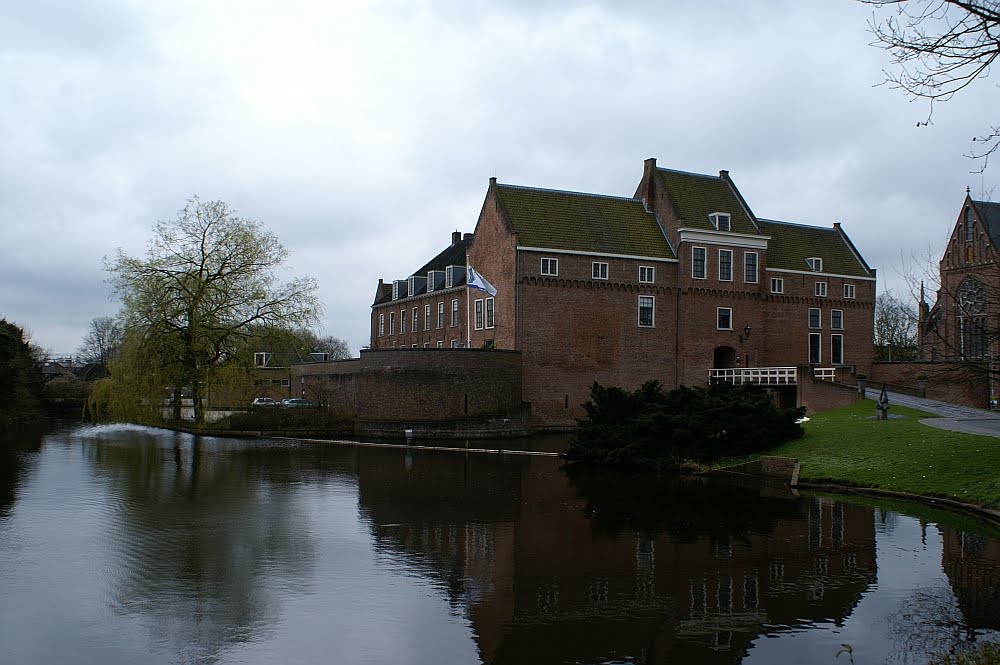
[105,198,320,424]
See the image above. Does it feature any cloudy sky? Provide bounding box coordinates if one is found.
[2,0,997,354]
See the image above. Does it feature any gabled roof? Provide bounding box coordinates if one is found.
[757,219,873,277]
[373,281,392,306]
[656,168,757,234]
[495,184,674,259]
[373,236,472,306]
[972,199,1000,248]
[414,235,473,275]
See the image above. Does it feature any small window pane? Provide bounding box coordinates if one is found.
[719,250,733,281]
[693,247,706,279]
[638,296,655,327]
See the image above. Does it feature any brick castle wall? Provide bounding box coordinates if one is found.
[356,348,523,422]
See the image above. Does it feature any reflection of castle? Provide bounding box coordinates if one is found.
[355,451,877,664]
[941,526,1000,633]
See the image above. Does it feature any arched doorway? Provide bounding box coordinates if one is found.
[713,346,737,369]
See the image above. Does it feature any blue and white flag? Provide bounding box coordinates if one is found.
[467,266,497,297]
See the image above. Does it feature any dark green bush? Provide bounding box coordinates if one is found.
[565,380,805,467]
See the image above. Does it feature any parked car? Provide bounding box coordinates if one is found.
[281,398,314,409]
[252,397,278,408]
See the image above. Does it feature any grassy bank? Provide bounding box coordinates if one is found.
[760,399,1000,510]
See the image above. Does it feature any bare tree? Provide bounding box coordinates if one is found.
[876,292,919,360]
[77,316,123,369]
[862,0,1000,170]
[312,335,352,360]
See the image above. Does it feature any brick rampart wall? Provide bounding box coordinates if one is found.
[356,348,523,422]
[871,361,989,409]
[796,364,862,414]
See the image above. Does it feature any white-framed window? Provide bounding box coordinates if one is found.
[815,281,828,297]
[254,352,271,367]
[639,266,655,283]
[844,283,856,299]
[450,339,458,348]
[638,296,655,327]
[717,307,733,330]
[719,250,733,282]
[770,277,784,294]
[389,311,395,335]
[474,299,484,330]
[412,306,418,333]
[809,308,821,329]
[445,265,461,289]
[390,340,396,348]
[411,344,417,348]
[486,297,495,328]
[831,309,843,330]
[806,257,823,272]
[831,334,844,364]
[809,333,822,364]
[692,247,707,279]
[437,340,444,348]
[592,262,608,280]
[281,378,290,387]
[541,257,559,276]
[451,299,459,326]
[437,302,444,328]
[400,309,407,334]
[423,342,430,348]
[424,304,431,331]
[378,314,385,337]
[710,212,731,231]
[744,252,758,283]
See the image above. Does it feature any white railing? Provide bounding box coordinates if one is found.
[813,367,837,382]
[707,367,798,386]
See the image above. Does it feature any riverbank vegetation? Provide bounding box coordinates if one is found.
[759,399,1000,511]
[0,319,45,430]
[564,380,805,468]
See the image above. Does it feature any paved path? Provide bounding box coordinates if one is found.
[863,387,1000,438]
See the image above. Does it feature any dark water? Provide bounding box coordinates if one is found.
[2,425,1000,665]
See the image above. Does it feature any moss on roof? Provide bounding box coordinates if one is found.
[758,219,872,277]
[656,168,757,234]
[496,184,674,259]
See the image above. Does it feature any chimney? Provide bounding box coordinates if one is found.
[452,230,461,245]
[833,221,842,231]
[719,169,730,181]
[489,176,497,186]
[463,232,474,241]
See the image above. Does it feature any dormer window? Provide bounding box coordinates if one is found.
[709,213,731,232]
[254,352,271,368]
[806,257,823,272]
[445,265,463,289]
[392,280,408,300]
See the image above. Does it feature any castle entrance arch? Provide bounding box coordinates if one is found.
[713,346,737,369]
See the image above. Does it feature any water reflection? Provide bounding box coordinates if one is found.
[1,426,1000,664]
[0,425,44,515]
[82,428,318,663]
[355,454,878,664]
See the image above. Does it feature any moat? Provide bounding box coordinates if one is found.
[2,424,1000,664]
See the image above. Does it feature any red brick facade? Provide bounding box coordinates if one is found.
[917,193,1000,408]
[372,159,876,426]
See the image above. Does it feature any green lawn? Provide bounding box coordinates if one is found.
[763,399,1000,510]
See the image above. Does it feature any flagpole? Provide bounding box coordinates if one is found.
[465,254,471,349]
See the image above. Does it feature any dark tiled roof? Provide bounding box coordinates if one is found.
[972,200,1000,248]
[757,219,873,277]
[656,168,757,234]
[415,236,474,275]
[373,237,472,306]
[373,281,392,306]
[496,184,674,259]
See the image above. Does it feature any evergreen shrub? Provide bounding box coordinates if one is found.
[565,380,805,467]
